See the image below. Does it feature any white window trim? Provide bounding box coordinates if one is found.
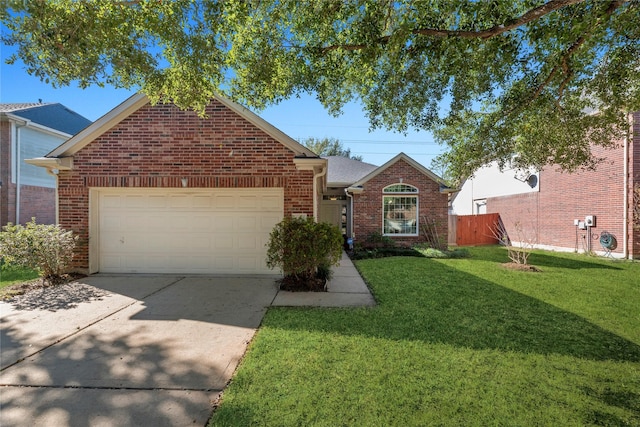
[382,183,419,236]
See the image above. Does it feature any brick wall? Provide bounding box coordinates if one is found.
[17,185,55,224]
[488,112,640,258]
[58,100,315,271]
[351,158,448,247]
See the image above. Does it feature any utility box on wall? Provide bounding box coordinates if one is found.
[585,215,596,227]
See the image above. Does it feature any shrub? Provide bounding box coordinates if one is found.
[419,216,448,250]
[0,219,78,284]
[412,245,470,259]
[266,216,343,290]
[359,232,396,249]
[492,219,536,265]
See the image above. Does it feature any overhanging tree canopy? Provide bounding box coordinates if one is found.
[303,137,363,161]
[2,0,638,179]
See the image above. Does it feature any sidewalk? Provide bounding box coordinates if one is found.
[272,252,376,307]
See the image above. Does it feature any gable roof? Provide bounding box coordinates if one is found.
[325,156,378,186]
[45,93,318,158]
[352,152,447,187]
[0,103,91,135]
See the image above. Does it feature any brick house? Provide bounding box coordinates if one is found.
[28,93,449,275]
[451,111,640,259]
[321,154,450,249]
[0,103,91,226]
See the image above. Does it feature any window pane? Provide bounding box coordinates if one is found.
[383,196,417,234]
[383,184,418,193]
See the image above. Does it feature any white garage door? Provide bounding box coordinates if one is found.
[96,188,283,274]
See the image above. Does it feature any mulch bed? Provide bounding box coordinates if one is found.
[1,273,87,300]
[501,262,542,272]
[277,275,327,292]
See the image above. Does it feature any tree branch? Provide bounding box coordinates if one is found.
[529,0,626,105]
[320,0,587,54]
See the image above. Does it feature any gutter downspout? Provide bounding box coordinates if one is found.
[345,188,353,239]
[313,165,327,221]
[623,112,631,259]
[14,122,28,224]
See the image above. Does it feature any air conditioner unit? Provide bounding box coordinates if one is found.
[585,215,596,227]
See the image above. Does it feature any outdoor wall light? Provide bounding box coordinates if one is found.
[181,178,188,187]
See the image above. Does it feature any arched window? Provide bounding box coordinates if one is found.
[383,184,418,193]
[382,184,418,235]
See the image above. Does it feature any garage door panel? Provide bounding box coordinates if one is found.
[125,214,149,230]
[192,195,213,208]
[145,255,171,270]
[238,235,259,249]
[238,196,258,209]
[139,215,162,230]
[102,215,121,230]
[214,256,235,270]
[190,255,213,269]
[147,234,174,249]
[261,195,282,210]
[97,189,283,274]
[126,234,148,251]
[123,195,146,208]
[238,215,257,231]
[168,195,191,208]
[100,255,122,270]
[189,236,213,250]
[213,216,234,231]
[148,195,167,208]
[191,215,212,229]
[214,235,234,249]
[237,257,260,271]
[213,195,236,210]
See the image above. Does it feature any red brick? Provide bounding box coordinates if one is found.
[352,159,448,247]
[58,100,315,271]
[487,112,640,258]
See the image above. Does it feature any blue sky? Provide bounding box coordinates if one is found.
[0,46,446,169]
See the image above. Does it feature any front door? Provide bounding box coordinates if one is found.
[320,201,347,236]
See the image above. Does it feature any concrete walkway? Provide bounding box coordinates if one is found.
[0,253,374,426]
[272,251,376,307]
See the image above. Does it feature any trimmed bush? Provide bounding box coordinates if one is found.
[0,219,78,284]
[266,216,343,291]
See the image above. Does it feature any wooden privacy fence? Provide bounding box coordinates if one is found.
[450,213,501,246]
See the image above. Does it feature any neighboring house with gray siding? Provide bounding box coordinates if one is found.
[0,103,91,226]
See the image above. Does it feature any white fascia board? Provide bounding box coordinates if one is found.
[293,157,327,171]
[25,156,73,170]
[328,181,355,187]
[353,152,446,187]
[346,186,364,194]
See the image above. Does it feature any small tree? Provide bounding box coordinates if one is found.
[492,218,536,266]
[0,219,78,284]
[420,216,448,251]
[266,216,343,291]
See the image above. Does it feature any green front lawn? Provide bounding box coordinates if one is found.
[210,247,640,426]
[0,263,40,290]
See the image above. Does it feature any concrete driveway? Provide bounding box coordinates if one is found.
[0,275,279,427]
